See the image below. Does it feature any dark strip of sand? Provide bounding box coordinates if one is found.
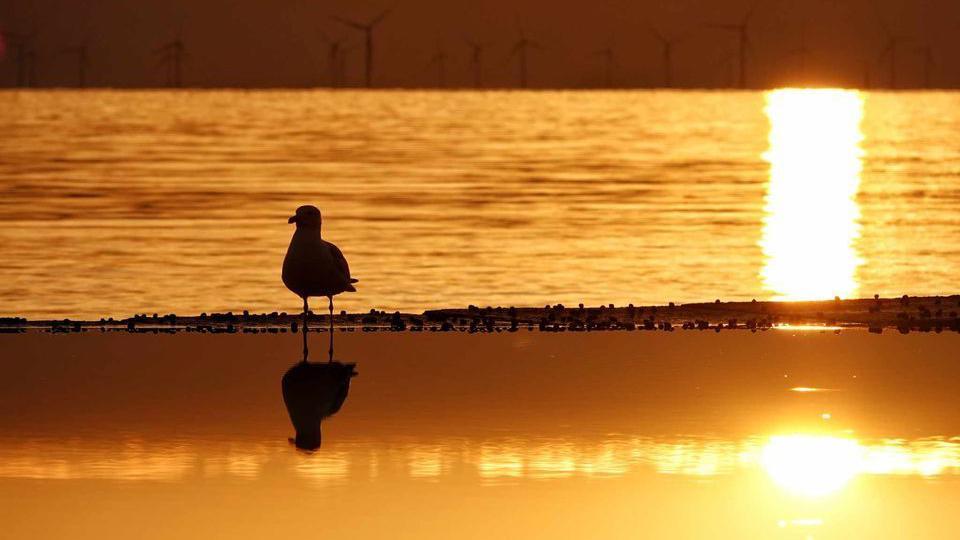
[1,295,958,334]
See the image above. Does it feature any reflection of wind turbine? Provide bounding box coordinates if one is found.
[465,39,488,88]
[319,32,347,87]
[426,43,448,88]
[510,28,540,89]
[154,34,186,88]
[63,40,89,88]
[707,4,758,89]
[332,7,392,88]
[593,46,615,88]
[915,44,934,89]
[650,27,680,88]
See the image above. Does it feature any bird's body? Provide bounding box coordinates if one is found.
[283,205,357,362]
[283,229,356,298]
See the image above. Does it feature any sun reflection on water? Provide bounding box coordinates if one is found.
[762,435,862,497]
[761,89,865,300]
[1,434,958,493]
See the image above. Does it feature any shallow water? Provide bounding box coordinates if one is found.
[1,332,959,538]
[1,90,959,318]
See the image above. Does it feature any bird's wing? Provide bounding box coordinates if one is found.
[327,242,353,281]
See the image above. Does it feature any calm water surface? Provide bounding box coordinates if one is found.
[1,332,960,538]
[1,90,959,318]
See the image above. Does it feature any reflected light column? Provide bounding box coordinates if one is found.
[760,89,865,300]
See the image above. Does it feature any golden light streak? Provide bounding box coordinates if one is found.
[760,89,865,300]
[1,435,957,491]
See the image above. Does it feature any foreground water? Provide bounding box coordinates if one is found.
[1,332,959,538]
[1,90,959,318]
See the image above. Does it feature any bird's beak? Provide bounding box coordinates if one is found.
[288,215,297,224]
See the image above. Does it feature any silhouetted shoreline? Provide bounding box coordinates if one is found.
[2,295,959,335]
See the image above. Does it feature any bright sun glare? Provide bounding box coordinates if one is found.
[762,435,862,497]
[760,89,865,301]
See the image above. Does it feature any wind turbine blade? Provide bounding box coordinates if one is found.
[878,40,893,60]
[369,6,394,27]
[706,23,739,31]
[649,27,667,44]
[331,15,366,31]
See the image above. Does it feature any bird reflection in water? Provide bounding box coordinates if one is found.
[282,360,357,451]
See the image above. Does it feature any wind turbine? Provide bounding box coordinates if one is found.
[3,29,37,87]
[426,43,448,88]
[650,27,679,88]
[63,40,89,88]
[720,50,738,88]
[786,23,812,84]
[465,39,488,88]
[707,4,758,89]
[873,3,909,89]
[154,33,186,88]
[26,48,38,87]
[915,44,934,89]
[332,7,392,88]
[319,32,347,87]
[509,28,540,89]
[593,45,614,88]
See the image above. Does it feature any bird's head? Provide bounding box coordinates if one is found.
[289,205,322,229]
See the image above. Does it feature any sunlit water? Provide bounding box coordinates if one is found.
[1,90,959,318]
[2,332,960,538]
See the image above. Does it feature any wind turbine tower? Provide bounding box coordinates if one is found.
[64,41,89,88]
[916,44,934,89]
[789,23,812,83]
[594,46,614,88]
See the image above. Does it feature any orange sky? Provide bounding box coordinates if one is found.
[1,0,957,88]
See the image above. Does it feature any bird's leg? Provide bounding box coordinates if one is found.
[302,297,309,362]
[328,296,334,363]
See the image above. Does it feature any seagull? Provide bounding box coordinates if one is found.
[283,205,358,362]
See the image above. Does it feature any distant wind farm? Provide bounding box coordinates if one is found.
[0,0,956,89]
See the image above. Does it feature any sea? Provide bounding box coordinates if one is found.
[1,89,958,318]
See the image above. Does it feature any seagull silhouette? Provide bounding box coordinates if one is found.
[283,205,358,362]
